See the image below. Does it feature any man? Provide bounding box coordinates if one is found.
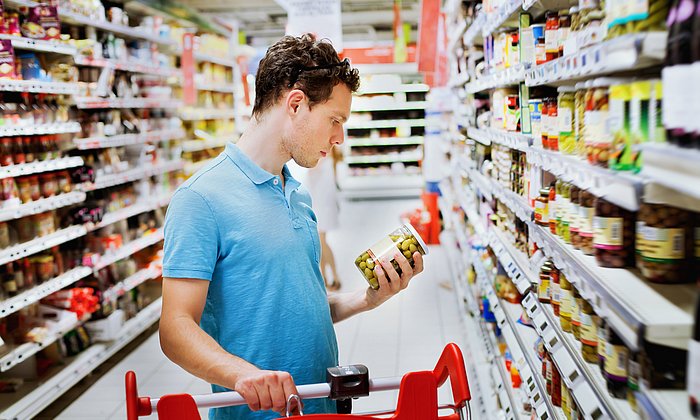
[159,34,424,419]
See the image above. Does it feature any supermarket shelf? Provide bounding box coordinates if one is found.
[0,157,84,181]
[0,224,88,266]
[102,266,162,303]
[0,313,85,373]
[526,32,667,87]
[338,173,423,199]
[466,65,525,94]
[463,13,487,47]
[0,35,77,56]
[73,128,185,150]
[356,84,430,95]
[80,160,184,192]
[449,72,470,88]
[347,137,424,147]
[639,142,700,207]
[528,221,696,351]
[353,63,419,75]
[0,191,86,223]
[481,0,522,41]
[346,119,427,130]
[74,97,183,110]
[449,19,469,51]
[0,122,81,137]
[468,127,532,152]
[73,56,180,78]
[0,266,92,318]
[195,82,235,93]
[351,101,428,112]
[181,136,233,153]
[345,154,422,164]
[59,9,176,47]
[638,386,695,420]
[179,108,234,121]
[87,192,172,233]
[486,178,533,223]
[487,229,537,295]
[92,228,164,272]
[0,297,162,420]
[0,79,78,95]
[526,148,642,212]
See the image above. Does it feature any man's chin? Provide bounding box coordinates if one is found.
[292,156,319,169]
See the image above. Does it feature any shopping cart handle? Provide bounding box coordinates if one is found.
[432,343,471,407]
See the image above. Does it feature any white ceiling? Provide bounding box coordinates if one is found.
[178,0,422,46]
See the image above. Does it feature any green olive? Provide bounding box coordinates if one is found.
[369,278,379,289]
[364,268,373,278]
[409,244,417,253]
[361,252,369,260]
[360,262,367,270]
[401,240,411,251]
[367,261,375,270]
[403,250,412,258]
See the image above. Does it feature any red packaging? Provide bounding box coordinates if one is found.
[21,6,60,40]
[0,39,16,79]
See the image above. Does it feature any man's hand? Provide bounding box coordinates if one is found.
[365,251,424,309]
[235,369,301,415]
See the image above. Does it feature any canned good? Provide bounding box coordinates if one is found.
[354,224,428,290]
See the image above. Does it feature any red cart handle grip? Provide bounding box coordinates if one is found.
[431,342,471,407]
[125,371,153,420]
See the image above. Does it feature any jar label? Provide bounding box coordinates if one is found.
[640,226,685,260]
[560,198,571,223]
[688,339,700,407]
[549,198,557,222]
[579,206,594,236]
[560,289,573,318]
[593,216,624,248]
[545,29,558,53]
[636,220,648,256]
[539,279,551,300]
[605,344,628,380]
[559,107,573,134]
[570,204,580,231]
[369,236,398,263]
[597,326,607,357]
[571,298,581,326]
[535,199,549,224]
[551,282,561,304]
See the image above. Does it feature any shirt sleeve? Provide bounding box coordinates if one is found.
[163,187,219,280]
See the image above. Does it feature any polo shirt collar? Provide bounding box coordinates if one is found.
[225,143,300,189]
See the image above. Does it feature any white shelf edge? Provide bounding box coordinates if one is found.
[0,79,78,95]
[0,225,88,266]
[81,160,184,192]
[351,101,428,112]
[355,84,430,95]
[0,157,84,181]
[348,137,424,147]
[0,122,82,137]
[75,98,183,110]
[102,266,162,303]
[74,129,185,150]
[0,191,87,223]
[346,119,427,130]
[92,228,164,272]
[0,35,77,56]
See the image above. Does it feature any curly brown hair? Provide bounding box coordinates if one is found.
[252,34,360,118]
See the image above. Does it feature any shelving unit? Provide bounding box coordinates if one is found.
[0,191,86,223]
[442,0,698,417]
[73,129,185,150]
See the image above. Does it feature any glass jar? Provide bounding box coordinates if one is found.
[594,197,635,268]
[558,86,576,154]
[27,175,41,202]
[545,11,560,61]
[560,183,572,244]
[57,170,72,194]
[555,180,565,237]
[580,299,598,362]
[575,83,587,159]
[579,189,596,255]
[355,223,428,290]
[558,12,572,56]
[550,265,560,317]
[571,286,582,340]
[0,221,9,249]
[39,173,57,198]
[535,188,550,226]
[548,98,560,151]
[17,177,32,203]
[0,138,13,166]
[562,380,571,418]
[32,254,55,283]
[548,182,557,234]
[552,363,562,407]
[539,261,552,303]
[535,36,547,65]
[605,325,629,399]
[530,99,543,145]
[12,138,25,165]
[546,351,553,395]
[597,317,608,372]
[570,185,581,249]
[541,98,551,149]
[637,203,694,283]
[559,272,573,332]
[22,137,35,163]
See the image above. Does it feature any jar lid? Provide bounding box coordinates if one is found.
[404,223,430,256]
[589,77,633,88]
[539,188,550,196]
[557,86,576,93]
[575,81,587,90]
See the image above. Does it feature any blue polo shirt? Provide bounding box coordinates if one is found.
[163,143,338,419]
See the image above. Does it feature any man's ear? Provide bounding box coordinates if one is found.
[286,89,306,116]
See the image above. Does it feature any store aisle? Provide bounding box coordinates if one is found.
[55,198,470,419]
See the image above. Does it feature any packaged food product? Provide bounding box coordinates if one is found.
[0,40,16,80]
[551,265,561,316]
[530,99,543,143]
[506,95,520,132]
[545,11,560,61]
[57,170,71,193]
[32,254,55,282]
[538,261,552,303]
[558,87,576,154]
[570,185,581,249]
[548,97,560,151]
[555,179,565,237]
[39,173,57,198]
[571,286,582,340]
[579,189,596,255]
[17,177,32,203]
[637,203,694,283]
[580,300,599,362]
[559,272,573,332]
[609,82,633,170]
[354,224,428,290]
[535,188,550,226]
[28,175,40,201]
[552,363,562,406]
[0,221,9,249]
[560,182,572,243]
[585,79,614,167]
[629,80,652,170]
[541,98,550,149]
[575,83,587,158]
[594,197,636,268]
[549,182,557,234]
[22,6,61,41]
[604,326,629,399]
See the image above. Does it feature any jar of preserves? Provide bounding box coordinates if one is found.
[56,170,72,194]
[545,11,560,61]
[541,98,551,149]
[355,223,428,290]
[579,189,596,255]
[549,182,557,234]
[575,83,587,159]
[17,177,32,203]
[558,86,576,154]
[637,203,694,283]
[571,286,582,340]
[39,173,57,198]
[0,138,13,166]
[555,179,565,237]
[570,185,581,249]
[535,188,550,226]
[597,317,608,372]
[580,299,598,363]
[27,175,41,202]
[539,261,552,303]
[560,272,573,332]
[22,137,35,163]
[32,254,55,283]
[604,325,629,399]
[561,183,573,244]
[549,97,560,151]
[594,197,636,268]
[551,265,561,317]
[558,12,572,56]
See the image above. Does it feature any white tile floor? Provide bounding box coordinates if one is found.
[55,198,472,419]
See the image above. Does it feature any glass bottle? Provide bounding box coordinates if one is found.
[22,137,35,163]
[560,272,573,332]
[604,325,629,399]
[549,182,557,234]
[545,11,560,61]
[535,188,550,226]
[539,261,552,303]
[18,93,34,127]
[551,265,561,317]
[580,299,598,362]
[571,286,582,341]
